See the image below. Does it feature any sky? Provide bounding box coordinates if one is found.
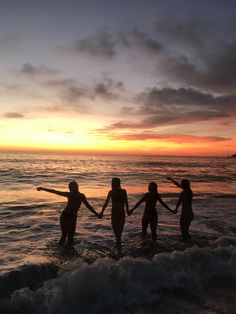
[0,0,236,156]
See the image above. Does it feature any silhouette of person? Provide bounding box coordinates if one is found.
[101,177,129,252]
[37,181,100,246]
[167,177,194,241]
[129,182,173,242]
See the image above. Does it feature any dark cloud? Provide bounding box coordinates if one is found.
[62,86,89,104]
[98,109,228,132]
[70,28,162,60]
[99,86,236,131]
[94,77,124,100]
[18,63,59,76]
[98,121,141,132]
[73,30,116,58]
[160,45,236,93]
[197,42,236,92]
[3,112,25,118]
[155,18,209,52]
[46,79,90,104]
[140,110,229,128]
[68,16,236,93]
[109,132,230,143]
[154,15,236,93]
[136,87,236,114]
[69,19,236,93]
[46,76,124,104]
[120,29,162,54]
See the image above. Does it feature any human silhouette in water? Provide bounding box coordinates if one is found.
[101,177,129,252]
[129,182,173,242]
[167,177,194,241]
[37,181,100,246]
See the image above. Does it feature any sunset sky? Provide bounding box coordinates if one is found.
[0,0,236,156]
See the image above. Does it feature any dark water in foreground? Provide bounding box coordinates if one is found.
[0,153,235,313]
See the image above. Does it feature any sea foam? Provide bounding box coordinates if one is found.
[1,246,235,314]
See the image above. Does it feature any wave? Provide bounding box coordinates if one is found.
[4,204,46,211]
[0,246,235,314]
[0,263,59,298]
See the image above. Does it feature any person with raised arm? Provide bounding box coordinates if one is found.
[37,181,101,246]
[100,177,129,252]
[129,182,173,242]
[167,177,194,241]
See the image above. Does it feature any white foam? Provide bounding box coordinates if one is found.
[1,246,235,314]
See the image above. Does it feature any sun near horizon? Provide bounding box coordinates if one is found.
[1,111,235,157]
[0,2,235,158]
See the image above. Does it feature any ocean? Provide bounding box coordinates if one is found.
[0,153,235,313]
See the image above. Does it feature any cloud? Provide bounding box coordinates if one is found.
[46,79,90,106]
[153,16,236,93]
[73,30,116,58]
[159,47,236,93]
[109,132,231,143]
[18,63,60,77]
[46,75,125,104]
[63,12,235,94]
[3,112,25,118]
[140,110,229,128]
[61,86,89,104]
[47,127,74,135]
[121,106,136,115]
[98,86,236,132]
[136,87,236,115]
[67,18,236,94]
[98,110,228,133]
[93,76,124,100]
[69,28,162,60]
[120,29,162,54]
[155,17,208,51]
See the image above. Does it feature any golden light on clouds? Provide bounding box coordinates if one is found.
[0,1,235,156]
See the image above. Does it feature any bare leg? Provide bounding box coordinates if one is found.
[59,213,68,244]
[142,212,149,238]
[115,233,122,251]
[112,211,125,252]
[67,216,77,246]
[180,215,193,241]
[150,211,158,241]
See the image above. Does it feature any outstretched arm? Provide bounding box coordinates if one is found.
[167,177,181,189]
[158,195,173,213]
[81,194,100,217]
[101,191,111,215]
[174,193,182,214]
[36,187,68,197]
[129,194,146,215]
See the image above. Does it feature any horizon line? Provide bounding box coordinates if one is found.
[0,147,232,158]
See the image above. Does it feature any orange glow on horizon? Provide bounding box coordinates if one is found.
[1,140,234,157]
[1,114,235,157]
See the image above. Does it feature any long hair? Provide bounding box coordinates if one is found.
[181,179,192,194]
[111,177,121,190]
[69,181,78,192]
[148,182,158,194]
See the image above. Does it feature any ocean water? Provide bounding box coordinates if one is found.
[0,153,235,313]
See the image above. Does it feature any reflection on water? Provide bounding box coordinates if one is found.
[0,153,235,274]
